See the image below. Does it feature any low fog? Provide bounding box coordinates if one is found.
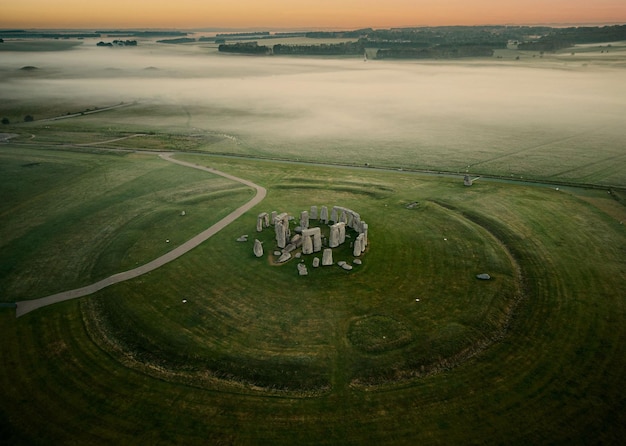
[2,41,625,178]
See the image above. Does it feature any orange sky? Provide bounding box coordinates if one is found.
[2,0,626,29]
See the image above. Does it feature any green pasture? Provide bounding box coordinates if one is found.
[0,146,252,300]
[1,146,624,444]
[4,99,625,188]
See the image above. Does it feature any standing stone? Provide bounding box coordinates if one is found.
[302,227,322,253]
[257,212,268,232]
[352,214,362,233]
[274,213,290,249]
[320,206,329,224]
[322,248,333,266]
[275,220,286,249]
[312,230,322,252]
[353,233,365,257]
[361,222,368,247]
[353,236,362,257]
[331,207,338,223]
[300,210,309,230]
[329,224,340,248]
[338,222,346,245]
[270,211,278,225]
[253,239,264,257]
[464,174,473,186]
[312,257,320,267]
[310,206,318,220]
[339,209,347,224]
[302,234,314,255]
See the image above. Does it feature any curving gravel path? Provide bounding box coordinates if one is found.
[15,153,266,317]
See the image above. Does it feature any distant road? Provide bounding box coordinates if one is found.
[15,152,266,317]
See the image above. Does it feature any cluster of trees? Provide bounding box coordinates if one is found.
[0,30,100,39]
[219,25,626,59]
[218,42,272,54]
[273,42,363,56]
[518,25,626,51]
[97,40,137,47]
[1,115,33,124]
[156,38,195,44]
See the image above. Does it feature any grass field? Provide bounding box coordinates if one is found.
[1,42,625,444]
[1,147,624,444]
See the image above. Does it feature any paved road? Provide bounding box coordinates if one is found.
[15,153,266,317]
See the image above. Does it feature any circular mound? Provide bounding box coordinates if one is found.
[348,315,413,353]
[86,195,520,393]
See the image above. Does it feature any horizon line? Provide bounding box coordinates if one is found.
[1,21,625,33]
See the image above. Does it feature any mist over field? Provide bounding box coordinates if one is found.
[2,42,625,183]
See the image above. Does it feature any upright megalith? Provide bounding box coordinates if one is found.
[338,222,346,245]
[329,224,340,248]
[274,212,290,249]
[310,206,318,220]
[257,212,269,232]
[322,248,333,266]
[329,222,347,248]
[300,210,309,230]
[275,220,287,248]
[302,227,322,253]
[339,209,348,224]
[253,239,264,257]
[464,174,473,187]
[330,207,338,223]
[320,206,329,224]
[270,211,278,225]
[353,233,365,257]
[302,234,314,255]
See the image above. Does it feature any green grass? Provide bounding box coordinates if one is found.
[1,149,624,444]
[1,50,625,442]
[0,147,252,300]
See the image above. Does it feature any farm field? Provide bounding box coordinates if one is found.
[0,39,625,444]
[2,40,626,186]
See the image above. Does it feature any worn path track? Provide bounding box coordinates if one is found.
[15,153,266,317]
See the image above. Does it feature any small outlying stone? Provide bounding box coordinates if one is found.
[353,259,362,265]
[337,261,346,267]
[274,251,282,256]
[476,273,491,280]
[341,263,353,271]
[297,263,308,276]
[237,235,248,242]
[253,239,263,257]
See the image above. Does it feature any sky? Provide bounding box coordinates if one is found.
[2,0,626,30]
